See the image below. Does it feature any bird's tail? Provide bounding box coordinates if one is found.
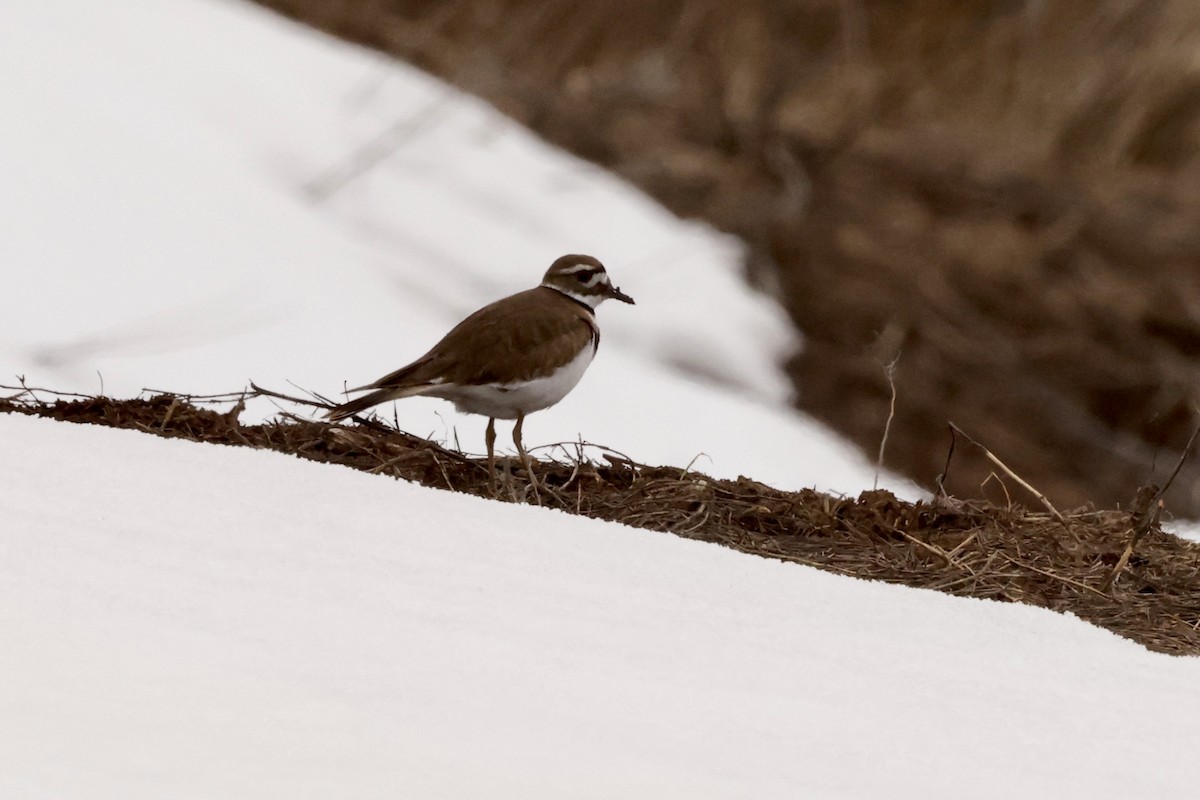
[325,384,432,422]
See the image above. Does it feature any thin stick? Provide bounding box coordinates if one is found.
[935,424,958,501]
[142,387,252,403]
[1157,415,1200,501]
[945,532,982,565]
[1101,417,1200,591]
[0,382,96,401]
[247,382,329,410]
[948,422,1065,522]
[680,452,710,480]
[875,356,899,491]
[900,532,967,571]
[158,397,181,432]
[1000,554,1111,599]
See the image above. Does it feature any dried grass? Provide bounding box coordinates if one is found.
[5,385,1199,656]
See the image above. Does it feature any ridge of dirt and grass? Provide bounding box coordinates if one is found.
[5,386,1199,656]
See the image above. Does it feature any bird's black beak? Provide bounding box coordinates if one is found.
[609,285,635,305]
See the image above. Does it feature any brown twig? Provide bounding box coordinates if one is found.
[0,380,97,401]
[900,532,967,570]
[248,381,328,410]
[1101,416,1200,591]
[158,397,181,431]
[935,423,958,501]
[948,421,1065,522]
[999,554,1112,599]
[875,355,899,491]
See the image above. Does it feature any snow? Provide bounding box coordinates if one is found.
[5,414,1200,798]
[4,0,1200,795]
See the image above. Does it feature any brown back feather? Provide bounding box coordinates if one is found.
[368,287,598,389]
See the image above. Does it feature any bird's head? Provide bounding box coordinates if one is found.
[541,254,635,308]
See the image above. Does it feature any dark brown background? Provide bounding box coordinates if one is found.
[254,0,1200,514]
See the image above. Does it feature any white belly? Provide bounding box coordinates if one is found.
[431,345,596,419]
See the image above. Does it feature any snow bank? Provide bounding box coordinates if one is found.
[3,413,1198,798]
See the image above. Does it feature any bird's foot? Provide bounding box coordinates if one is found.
[494,454,541,505]
[521,456,542,506]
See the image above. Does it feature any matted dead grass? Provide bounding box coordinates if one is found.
[4,385,1199,656]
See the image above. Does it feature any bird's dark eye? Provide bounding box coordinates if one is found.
[575,267,601,283]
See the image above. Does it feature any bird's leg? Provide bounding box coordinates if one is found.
[485,417,497,494]
[512,411,528,470]
[513,411,542,501]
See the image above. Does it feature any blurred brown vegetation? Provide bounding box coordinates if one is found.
[256,0,1200,513]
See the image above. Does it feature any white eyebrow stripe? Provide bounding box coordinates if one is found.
[559,262,603,274]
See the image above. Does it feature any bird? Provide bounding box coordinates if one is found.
[326,254,635,486]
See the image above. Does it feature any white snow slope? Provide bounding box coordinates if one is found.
[5,414,1200,799]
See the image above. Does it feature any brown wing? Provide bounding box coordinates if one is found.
[370,287,598,389]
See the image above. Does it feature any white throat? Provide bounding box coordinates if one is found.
[543,283,604,309]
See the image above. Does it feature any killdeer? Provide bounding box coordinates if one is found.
[327,254,634,484]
